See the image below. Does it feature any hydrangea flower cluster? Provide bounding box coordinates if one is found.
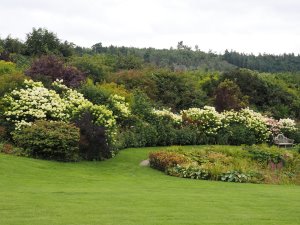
[90,104,116,131]
[264,117,281,135]
[52,79,93,117]
[223,108,271,142]
[152,108,182,125]
[181,106,224,135]
[3,80,68,129]
[264,117,297,135]
[108,94,131,120]
[278,118,297,132]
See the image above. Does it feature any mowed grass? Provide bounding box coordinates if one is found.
[0,146,300,225]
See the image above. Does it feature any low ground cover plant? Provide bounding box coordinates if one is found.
[149,145,300,184]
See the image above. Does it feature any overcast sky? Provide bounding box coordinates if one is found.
[1,0,300,54]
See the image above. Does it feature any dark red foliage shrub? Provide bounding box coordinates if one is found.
[149,151,188,171]
[25,55,86,87]
[0,126,7,141]
[1,143,14,154]
[74,112,112,161]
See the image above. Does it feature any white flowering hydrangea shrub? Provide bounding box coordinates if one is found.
[3,80,68,129]
[263,117,281,135]
[3,80,117,141]
[152,108,182,125]
[222,108,271,142]
[108,94,131,120]
[52,79,93,117]
[181,106,224,135]
[278,118,297,133]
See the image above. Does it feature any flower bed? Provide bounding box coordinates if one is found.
[149,145,300,184]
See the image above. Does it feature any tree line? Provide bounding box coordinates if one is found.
[1,28,300,73]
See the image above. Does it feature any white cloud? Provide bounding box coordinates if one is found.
[0,0,300,54]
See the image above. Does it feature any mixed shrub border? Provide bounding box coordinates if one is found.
[0,77,299,163]
[149,145,300,184]
[119,106,298,148]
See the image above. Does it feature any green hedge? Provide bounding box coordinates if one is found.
[13,120,80,161]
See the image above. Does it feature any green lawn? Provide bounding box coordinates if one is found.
[0,146,299,225]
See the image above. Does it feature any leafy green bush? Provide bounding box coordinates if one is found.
[130,90,154,120]
[0,60,18,75]
[281,123,300,144]
[296,145,300,154]
[288,131,300,144]
[80,79,132,106]
[109,68,205,110]
[225,124,257,145]
[108,69,157,99]
[167,166,263,183]
[118,100,182,149]
[153,121,177,146]
[117,119,158,148]
[0,72,26,97]
[9,53,31,70]
[0,61,26,97]
[175,126,198,145]
[12,120,80,161]
[214,79,249,112]
[244,145,299,172]
[118,119,213,148]
[70,55,113,82]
